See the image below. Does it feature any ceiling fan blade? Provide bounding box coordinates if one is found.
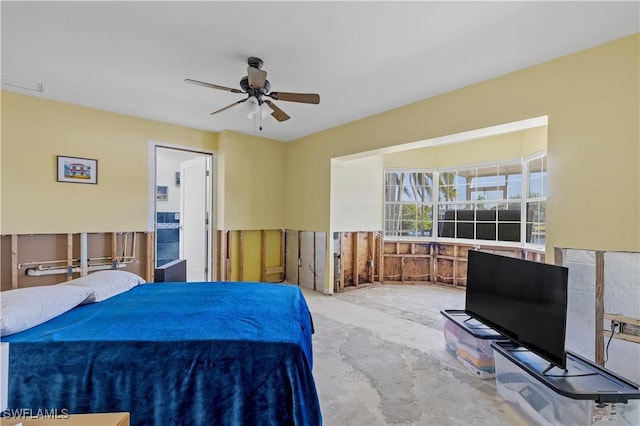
[210,99,247,116]
[264,100,291,122]
[185,78,244,94]
[268,92,320,104]
[247,67,267,89]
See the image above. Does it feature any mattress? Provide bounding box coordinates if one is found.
[2,282,321,425]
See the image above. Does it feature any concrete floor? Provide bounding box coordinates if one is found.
[302,284,527,426]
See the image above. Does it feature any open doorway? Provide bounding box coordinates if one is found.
[154,146,215,281]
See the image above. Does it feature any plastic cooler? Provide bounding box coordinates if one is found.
[492,340,640,426]
[440,309,508,379]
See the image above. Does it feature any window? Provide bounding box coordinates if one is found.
[384,171,434,237]
[384,154,547,247]
[437,163,523,242]
[525,155,547,246]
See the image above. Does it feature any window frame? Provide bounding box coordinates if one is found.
[383,169,436,238]
[383,152,547,248]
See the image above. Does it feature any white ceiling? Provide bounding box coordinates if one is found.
[2,1,638,142]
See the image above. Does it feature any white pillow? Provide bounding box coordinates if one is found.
[63,270,145,303]
[0,284,92,336]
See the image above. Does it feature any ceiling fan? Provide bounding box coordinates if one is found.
[185,57,320,129]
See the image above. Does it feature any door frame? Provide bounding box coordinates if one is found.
[148,140,217,281]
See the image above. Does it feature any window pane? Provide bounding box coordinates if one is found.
[476,207,497,219]
[438,172,457,201]
[385,204,401,218]
[528,156,547,198]
[476,223,496,241]
[471,189,503,201]
[385,221,400,236]
[527,200,547,223]
[385,172,403,202]
[385,185,402,202]
[527,201,546,245]
[413,172,434,202]
[506,173,522,199]
[401,190,416,202]
[474,166,500,188]
[385,171,402,186]
[418,221,433,237]
[401,204,417,221]
[529,174,543,198]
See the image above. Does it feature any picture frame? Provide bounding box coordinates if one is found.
[156,185,168,201]
[56,155,98,184]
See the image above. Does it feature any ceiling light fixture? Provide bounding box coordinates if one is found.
[243,96,261,119]
[239,96,272,131]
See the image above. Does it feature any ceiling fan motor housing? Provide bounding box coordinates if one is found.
[247,57,263,69]
[240,76,270,97]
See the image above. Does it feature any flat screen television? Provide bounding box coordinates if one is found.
[465,250,569,370]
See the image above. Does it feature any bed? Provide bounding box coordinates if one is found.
[1,278,321,425]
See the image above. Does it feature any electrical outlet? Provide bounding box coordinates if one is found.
[610,321,621,332]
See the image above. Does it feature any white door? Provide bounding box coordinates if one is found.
[180,157,210,281]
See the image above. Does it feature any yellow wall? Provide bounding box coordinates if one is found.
[383,125,547,169]
[1,92,217,233]
[284,137,332,231]
[1,95,286,234]
[0,91,3,235]
[217,130,285,230]
[2,35,638,290]
[435,126,546,168]
[331,155,384,232]
[286,34,640,258]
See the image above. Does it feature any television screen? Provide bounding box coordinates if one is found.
[465,250,569,369]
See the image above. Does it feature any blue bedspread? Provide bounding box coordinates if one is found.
[2,282,322,425]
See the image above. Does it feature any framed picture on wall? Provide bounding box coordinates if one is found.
[56,155,98,184]
[156,185,168,201]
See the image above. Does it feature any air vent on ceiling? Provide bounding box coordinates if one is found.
[1,75,44,92]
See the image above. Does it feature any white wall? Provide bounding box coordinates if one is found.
[603,252,640,384]
[563,249,640,384]
[156,149,202,213]
[564,250,597,360]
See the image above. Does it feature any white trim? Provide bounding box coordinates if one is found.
[437,156,523,173]
[148,140,215,230]
[336,115,548,161]
[385,167,436,173]
[148,140,217,280]
[524,150,547,162]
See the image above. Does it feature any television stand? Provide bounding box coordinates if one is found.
[440,310,508,379]
[540,363,557,376]
[491,340,640,425]
[441,309,505,339]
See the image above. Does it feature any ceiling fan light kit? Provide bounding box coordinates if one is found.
[186,57,320,130]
